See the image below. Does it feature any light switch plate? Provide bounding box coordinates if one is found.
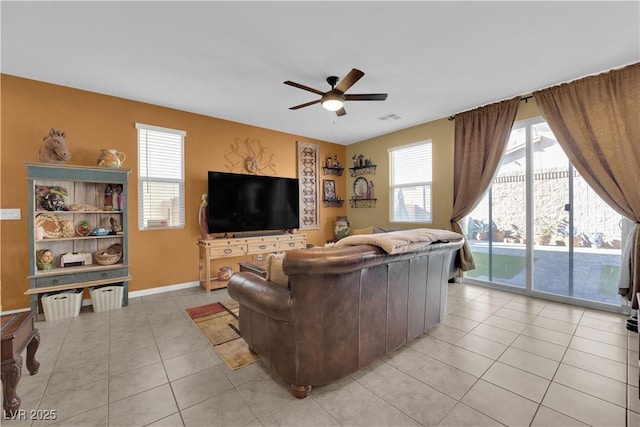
[0,209,21,220]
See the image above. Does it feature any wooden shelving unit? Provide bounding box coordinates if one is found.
[26,163,131,319]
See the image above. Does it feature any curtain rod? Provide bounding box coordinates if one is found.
[447,95,533,121]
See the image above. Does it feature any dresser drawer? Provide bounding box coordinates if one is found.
[208,245,246,258]
[248,242,278,253]
[87,268,128,282]
[34,274,78,288]
[279,239,306,250]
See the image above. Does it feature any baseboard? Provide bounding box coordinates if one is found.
[0,307,30,315]
[128,281,199,298]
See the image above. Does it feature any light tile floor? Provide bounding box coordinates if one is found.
[3,282,638,427]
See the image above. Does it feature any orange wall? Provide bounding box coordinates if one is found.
[0,75,346,310]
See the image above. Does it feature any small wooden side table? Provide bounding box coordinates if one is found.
[1,311,40,416]
[238,260,267,278]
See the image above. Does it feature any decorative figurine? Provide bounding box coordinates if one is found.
[104,185,114,211]
[198,194,211,240]
[39,128,71,164]
[113,184,124,210]
[36,249,54,271]
[109,217,123,234]
[36,185,68,211]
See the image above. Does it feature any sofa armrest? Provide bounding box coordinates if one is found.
[228,272,292,322]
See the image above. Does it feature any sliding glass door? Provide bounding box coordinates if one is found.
[465,125,527,289]
[465,118,624,308]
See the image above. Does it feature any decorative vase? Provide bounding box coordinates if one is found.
[534,234,551,246]
[334,216,350,241]
[476,231,489,240]
[76,221,91,237]
[97,148,126,168]
[217,266,233,281]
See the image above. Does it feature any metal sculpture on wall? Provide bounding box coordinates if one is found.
[297,141,319,230]
[224,137,276,175]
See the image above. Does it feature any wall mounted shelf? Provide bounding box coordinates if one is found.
[348,165,376,177]
[323,199,344,208]
[349,198,377,208]
[322,167,344,176]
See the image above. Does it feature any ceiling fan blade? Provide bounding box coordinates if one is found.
[289,99,321,110]
[335,68,364,93]
[283,80,325,96]
[336,107,347,117]
[344,93,388,101]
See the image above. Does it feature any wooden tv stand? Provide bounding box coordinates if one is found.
[197,233,306,291]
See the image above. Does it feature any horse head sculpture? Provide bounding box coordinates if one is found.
[39,128,71,164]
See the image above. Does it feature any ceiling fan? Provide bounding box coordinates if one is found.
[284,68,388,116]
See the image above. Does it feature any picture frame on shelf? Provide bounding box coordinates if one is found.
[323,179,336,200]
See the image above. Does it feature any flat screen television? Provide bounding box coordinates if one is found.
[207,171,300,234]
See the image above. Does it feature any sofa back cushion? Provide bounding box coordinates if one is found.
[266,253,288,288]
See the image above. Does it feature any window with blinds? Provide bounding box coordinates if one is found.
[389,141,432,223]
[136,123,185,230]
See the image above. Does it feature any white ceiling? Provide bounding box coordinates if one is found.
[2,1,639,145]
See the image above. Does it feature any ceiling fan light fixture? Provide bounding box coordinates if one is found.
[285,69,387,116]
[321,91,344,111]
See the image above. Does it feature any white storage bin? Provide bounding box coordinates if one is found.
[42,289,83,321]
[90,285,123,312]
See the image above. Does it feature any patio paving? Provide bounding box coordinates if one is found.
[467,242,622,306]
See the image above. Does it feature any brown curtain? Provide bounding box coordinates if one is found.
[533,62,640,309]
[450,97,520,271]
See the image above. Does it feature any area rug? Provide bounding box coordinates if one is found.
[185,300,260,370]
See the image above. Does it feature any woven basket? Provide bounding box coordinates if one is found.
[95,250,121,265]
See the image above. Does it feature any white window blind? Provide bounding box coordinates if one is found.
[136,123,185,230]
[389,141,432,223]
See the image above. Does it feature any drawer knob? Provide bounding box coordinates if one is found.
[288,242,295,247]
[101,272,108,277]
[224,248,233,254]
[259,245,267,249]
[52,279,59,284]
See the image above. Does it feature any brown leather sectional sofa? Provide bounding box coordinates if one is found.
[228,234,463,398]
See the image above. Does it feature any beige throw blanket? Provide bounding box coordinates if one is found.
[334,228,463,254]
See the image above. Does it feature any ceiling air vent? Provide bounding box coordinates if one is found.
[378,112,402,121]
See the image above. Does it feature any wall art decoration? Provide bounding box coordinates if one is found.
[323,179,336,200]
[297,141,319,230]
[224,137,276,175]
